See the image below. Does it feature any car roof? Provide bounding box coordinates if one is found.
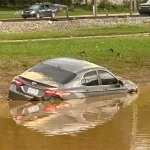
[43,57,104,73]
[34,2,54,5]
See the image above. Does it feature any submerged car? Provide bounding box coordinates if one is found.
[139,0,150,15]
[8,57,138,101]
[22,2,58,19]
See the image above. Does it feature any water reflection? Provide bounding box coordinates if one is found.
[130,86,150,150]
[8,93,138,136]
[0,86,150,150]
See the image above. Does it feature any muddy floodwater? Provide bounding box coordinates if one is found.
[0,85,150,150]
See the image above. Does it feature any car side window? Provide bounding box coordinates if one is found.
[40,5,44,10]
[98,70,118,85]
[45,5,49,9]
[81,71,98,86]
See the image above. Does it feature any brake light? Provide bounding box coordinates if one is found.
[44,89,70,97]
[44,89,57,96]
[12,79,24,86]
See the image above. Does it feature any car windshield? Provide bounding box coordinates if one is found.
[29,63,77,84]
[29,4,40,10]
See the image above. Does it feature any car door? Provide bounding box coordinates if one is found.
[44,4,51,17]
[81,70,102,97]
[39,4,46,17]
[98,70,127,95]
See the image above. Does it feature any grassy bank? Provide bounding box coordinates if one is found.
[0,10,21,19]
[0,36,150,97]
[0,24,149,41]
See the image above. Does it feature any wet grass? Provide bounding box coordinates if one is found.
[0,24,149,41]
[0,36,150,97]
[0,36,150,80]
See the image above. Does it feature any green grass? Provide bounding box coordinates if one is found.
[0,36,149,73]
[0,14,20,19]
[0,24,149,41]
[59,9,93,16]
[0,36,150,96]
[0,10,21,19]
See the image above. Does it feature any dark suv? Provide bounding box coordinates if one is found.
[22,2,58,19]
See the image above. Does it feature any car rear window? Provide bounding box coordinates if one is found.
[29,63,76,84]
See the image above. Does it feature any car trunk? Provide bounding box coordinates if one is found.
[16,72,62,99]
[140,3,150,6]
[12,63,76,100]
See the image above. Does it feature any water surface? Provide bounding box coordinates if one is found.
[0,85,150,150]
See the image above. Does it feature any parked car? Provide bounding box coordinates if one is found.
[8,57,138,101]
[22,2,58,19]
[139,0,150,15]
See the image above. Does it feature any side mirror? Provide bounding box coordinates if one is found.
[119,80,124,86]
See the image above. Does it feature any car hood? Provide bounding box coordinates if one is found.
[24,9,37,12]
[118,76,138,93]
[140,3,150,6]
